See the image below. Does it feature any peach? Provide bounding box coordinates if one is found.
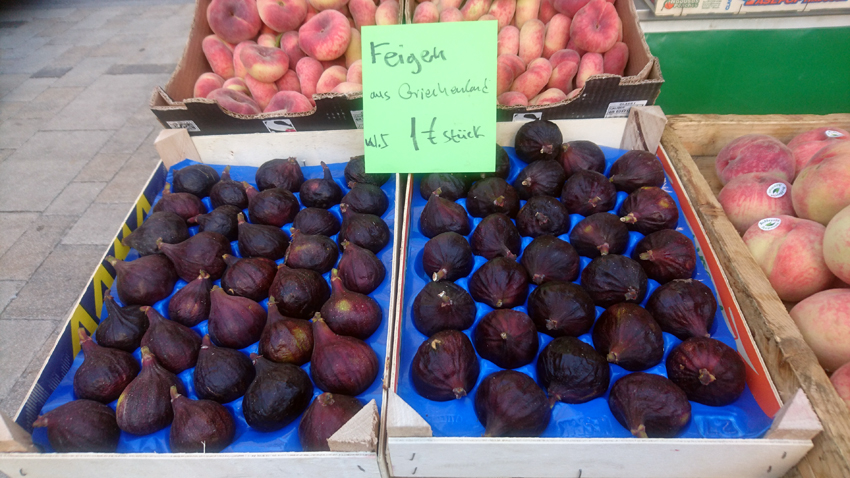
[232,40,256,78]
[439,7,463,21]
[530,87,566,105]
[261,23,277,35]
[542,14,570,58]
[518,19,545,65]
[478,13,498,21]
[547,59,577,93]
[501,54,526,78]
[576,52,602,88]
[497,56,517,95]
[275,69,301,91]
[414,1,440,22]
[743,215,835,303]
[488,0,516,28]
[331,81,363,93]
[257,33,279,48]
[715,134,796,186]
[792,141,850,225]
[498,26,520,56]
[375,0,399,24]
[349,0,377,29]
[194,72,225,98]
[208,88,262,115]
[434,0,463,11]
[344,28,361,67]
[570,0,619,54]
[539,0,557,23]
[717,173,796,235]
[258,0,308,32]
[346,59,362,83]
[264,90,314,113]
[280,31,306,66]
[223,77,251,96]
[566,87,581,99]
[830,362,850,409]
[549,48,580,68]
[824,204,850,284]
[322,57,347,69]
[602,41,628,76]
[296,56,324,105]
[565,38,585,56]
[515,0,541,29]
[240,43,289,82]
[553,0,590,17]
[202,35,236,79]
[788,127,850,175]
[461,0,491,20]
[316,65,347,93]
[245,75,279,109]
[306,3,319,21]
[510,57,551,100]
[789,289,850,371]
[207,0,262,44]
[299,10,352,61]
[308,0,348,12]
[498,91,529,106]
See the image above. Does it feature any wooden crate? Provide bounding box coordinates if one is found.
[661,113,850,478]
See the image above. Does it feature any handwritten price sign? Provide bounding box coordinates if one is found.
[361,21,497,173]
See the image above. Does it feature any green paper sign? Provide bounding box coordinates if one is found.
[360,21,497,174]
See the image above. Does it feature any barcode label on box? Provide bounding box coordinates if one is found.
[351,110,364,129]
[167,120,200,132]
[605,100,648,118]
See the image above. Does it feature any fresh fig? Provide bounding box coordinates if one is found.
[520,235,579,285]
[299,393,364,451]
[115,347,185,435]
[172,164,220,198]
[256,157,304,192]
[140,307,201,373]
[412,281,477,337]
[193,335,255,403]
[97,292,148,352]
[474,370,550,437]
[123,211,190,256]
[321,269,382,340]
[338,204,390,253]
[74,328,139,403]
[188,205,241,241]
[468,256,529,309]
[169,386,236,453]
[419,189,471,238]
[167,270,212,327]
[560,170,617,216]
[106,254,178,306]
[284,230,339,274]
[293,207,341,237]
[581,255,648,307]
[608,150,665,193]
[466,178,520,218]
[536,336,610,404]
[259,297,314,365]
[208,286,267,349]
[619,187,680,235]
[464,144,511,182]
[344,155,390,187]
[592,303,664,371]
[420,173,468,201]
[243,355,313,431]
[157,231,232,281]
[32,400,120,452]
[632,230,696,283]
[311,315,379,395]
[342,182,389,216]
[515,195,570,237]
[209,166,248,209]
[422,232,473,282]
[220,254,277,301]
[473,310,539,369]
[236,213,290,260]
[666,337,746,406]
[569,213,630,258]
[646,279,716,340]
[411,329,480,401]
[300,161,342,209]
[558,140,606,177]
[527,281,596,337]
[269,265,330,319]
[515,120,562,163]
[337,241,386,294]
[469,213,522,260]
[514,160,566,199]
[608,372,691,438]
[246,185,300,227]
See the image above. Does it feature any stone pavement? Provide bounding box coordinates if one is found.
[0,0,194,420]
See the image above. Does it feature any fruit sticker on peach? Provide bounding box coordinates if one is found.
[758,218,782,231]
[826,130,846,138]
[766,183,787,198]
[361,21,497,173]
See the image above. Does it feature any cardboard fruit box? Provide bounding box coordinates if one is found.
[643,0,850,18]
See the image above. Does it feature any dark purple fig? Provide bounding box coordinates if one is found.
[140,307,201,373]
[474,370,550,437]
[188,205,241,241]
[560,170,617,216]
[246,185,300,227]
[470,213,522,260]
[536,336,610,404]
[97,292,148,352]
[338,241,386,294]
[422,232,473,282]
[473,310,538,369]
[168,270,212,327]
[256,157,304,191]
[299,392,364,451]
[619,187,680,235]
[209,165,248,209]
[412,281,477,337]
[158,231,232,281]
[300,161,342,209]
[558,140,606,177]
[527,281,596,337]
[106,254,178,306]
[193,335,255,403]
[344,155,390,187]
[581,255,648,307]
[208,286,267,349]
[592,303,664,371]
[609,150,665,193]
[32,400,120,452]
[608,372,691,438]
[666,337,746,406]
[259,297,313,365]
[420,173,468,201]
[153,183,207,221]
[172,164,220,198]
[311,315,379,395]
[74,328,139,403]
[269,265,330,319]
[646,279,716,340]
[243,355,313,431]
[515,120,562,163]
[520,235,579,285]
[115,346,185,435]
[321,269,382,340]
[515,195,570,237]
[466,178,520,218]
[513,160,566,199]
[411,329,479,401]
[569,213,630,258]
[632,230,696,283]
[237,213,290,260]
[284,230,338,274]
[122,211,190,256]
[464,144,511,182]
[469,256,529,309]
[342,182,389,216]
[220,254,276,302]
[293,207,341,237]
[338,204,390,253]
[419,189,471,238]
[169,386,235,452]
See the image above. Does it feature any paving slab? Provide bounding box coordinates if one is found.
[0,213,39,258]
[62,202,133,245]
[73,152,131,182]
[10,86,84,120]
[0,73,28,98]
[0,319,59,411]
[99,122,155,155]
[44,181,107,216]
[0,215,77,282]
[0,281,26,316]
[0,41,69,74]
[0,77,57,103]
[0,149,12,164]
[0,117,42,149]
[48,56,116,88]
[0,101,25,121]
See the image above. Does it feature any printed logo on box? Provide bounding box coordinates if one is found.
[758,218,782,231]
[605,100,648,118]
[351,110,364,129]
[167,120,200,132]
[766,183,787,198]
[513,112,543,122]
[263,119,297,133]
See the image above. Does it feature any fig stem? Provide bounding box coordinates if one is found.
[430,339,442,350]
[620,214,637,224]
[638,251,653,261]
[607,352,619,364]
[598,243,610,255]
[631,424,649,439]
[698,368,716,385]
[437,291,453,307]
[452,387,467,399]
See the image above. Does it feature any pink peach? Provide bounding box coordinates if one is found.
[280,31,306,66]
[500,54,526,78]
[575,52,602,88]
[414,1,440,22]
[461,0,492,20]
[488,0,516,28]
[510,57,551,100]
[264,90,314,113]
[202,35,236,79]
[308,0,348,12]
[316,65,347,93]
[518,19,545,65]
[792,141,850,225]
[498,26,520,56]
[207,0,262,44]
[830,361,850,409]
[530,87,566,105]
[717,173,796,235]
[542,14,570,58]
[331,81,363,93]
[240,43,289,82]
[345,28,361,66]
[602,41,628,76]
[498,91,529,106]
[349,0,377,28]
[245,75,279,109]
[715,134,796,186]
[553,0,591,17]
[346,59,362,83]
[566,87,581,99]
[257,33,279,48]
[375,0,399,24]
[547,59,577,93]
[549,48,580,68]
[788,126,850,175]
[439,7,463,21]
[194,72,225,98]
[260,23,277,35]
[258,0,308,32]
[299,10,352,61]
[478,13,498,21]
[789,289,850,371]
[208,88,262,115]
[565,38,585,56]
[223,77,250,96]
[296,56,324,105]
[539,0,557,23]
[275,69,301,91]
[434,0,463,11]
[824,204,850,284]
[232,40,256,78]
[570,0,619,54]
[305,3,318,21]
[497,56,517,95]
[515,0,541,29]
[322,57,347,69]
